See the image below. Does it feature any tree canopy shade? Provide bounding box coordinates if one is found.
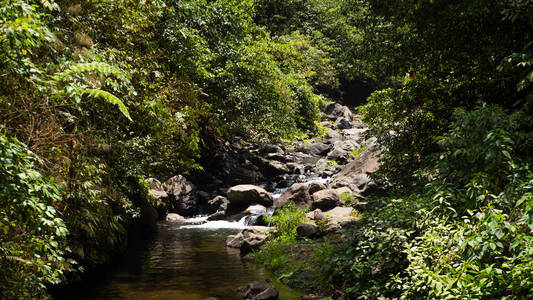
[1,0,533,298]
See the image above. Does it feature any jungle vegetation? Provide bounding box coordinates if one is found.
[1,0,532,299]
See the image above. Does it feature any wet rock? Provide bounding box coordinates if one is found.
[204,297,219,300]
[311,189,342,211]
[255,286,279,300]
[227,227,268,249]
[206,195,229,215]
[307,181,326,195]
[242,204,267,214]
[207,210,226,221]
[297,223,319,238]
[238,282,277,300]
[275,183,312,209]
[319,121,333,128]
[166,213,185,222]
[227,185,273,208]
[333,116,351,129]
[163,175,198,217]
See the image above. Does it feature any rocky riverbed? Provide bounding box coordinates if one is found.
[139,101,381,299]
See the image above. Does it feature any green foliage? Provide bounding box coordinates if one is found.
[0,134,73,298]
[265,201,307,243]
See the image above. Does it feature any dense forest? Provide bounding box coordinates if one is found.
[1,0,532,299]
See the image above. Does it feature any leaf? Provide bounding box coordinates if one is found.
[76,88,132,121]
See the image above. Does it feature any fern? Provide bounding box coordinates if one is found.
[74,87,132,121]
[53,62,125,82]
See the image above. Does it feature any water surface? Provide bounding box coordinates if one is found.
[54,222,303,300]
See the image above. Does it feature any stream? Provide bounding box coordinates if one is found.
[52,102,368,300]
[53,219,304,300]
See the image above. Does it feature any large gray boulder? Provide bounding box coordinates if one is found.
[311,189,342,211]
[333,117,352,130]
[227,227,268,249]
[330,143,381,194]
[206,195,229,215]
[227,185,273,208]
[324,102,352,121]
[162,175,198,217]
[307,142,331,156]
[275,183,312,209]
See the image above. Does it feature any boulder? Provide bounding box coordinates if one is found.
[307,142,331,156]
[297,223,319,238]
[163,175,198,217]
[166,213,185,222]
[242,204,267,214]
[330,144,381,194]
[327,148,352,164]
[227,185,273,208]
[206,195,229,215]
[333,140,360,152]
[324,206,354,218]
[333,117,352,130]
[315,158,329,171]
[265,153,293,163]
[307,181,326,195]
[311,189,342,211]
[227,227,268,249]
[326,128,343,140]
[207,210,226,221]
[261,144,284,154]
[275,183,312,209]
[306,209,327,221]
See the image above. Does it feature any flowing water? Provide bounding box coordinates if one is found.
[53,221,304,300]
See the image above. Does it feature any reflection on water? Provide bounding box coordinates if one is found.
[53,223,303,300]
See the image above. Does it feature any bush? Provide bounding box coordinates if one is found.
[0,134,74,298]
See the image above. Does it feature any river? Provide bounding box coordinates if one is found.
[52,219,304,300]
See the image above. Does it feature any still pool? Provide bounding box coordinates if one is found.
[52,222,304,300]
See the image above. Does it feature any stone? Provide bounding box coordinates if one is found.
[311,189,342,211]
[330,144,381,194]
[324,206,354,218]
[254,287,279,300]
[238,282,273,299]
[327,148,352,164]
[315,158,329,171]
[227,227,268,249]
[306,209,327,221]
[333,117,352,130]
[227,185,273,208]
[206,195,229,215]
[242,204,267,214]
[275,183,312,209]
[307,142,331,156]
[162,175,198,216]
[207,210,226,221]
[307,181,326,195]
[296,223,319,238]
[166,213,184,222]
[326,128,342,140]
[261,144,284,154]
[265,153,293,163]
